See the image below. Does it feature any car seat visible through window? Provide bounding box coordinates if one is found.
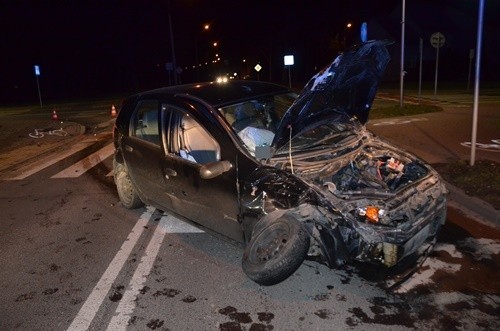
[180,115,220,164]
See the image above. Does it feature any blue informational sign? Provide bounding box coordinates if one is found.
[34,65,40,76]
[360,22,368,43]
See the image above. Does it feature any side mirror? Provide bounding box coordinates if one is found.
[199,160,233,179]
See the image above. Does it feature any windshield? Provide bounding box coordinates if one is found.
[274,121,360,155]
[218,92,297,155]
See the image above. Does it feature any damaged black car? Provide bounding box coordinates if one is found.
[113,40,448,286]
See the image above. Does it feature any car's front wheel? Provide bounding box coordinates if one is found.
[114,160,143,209]
[242,215,310,286]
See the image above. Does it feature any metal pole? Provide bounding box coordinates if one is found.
[399,0,405,108]
[288,66,291,88]
[35,75,42,107]
[467,49,474,91]
[470,0,485,166]
[433,35,440,98]
[418,38,423,100]
[167,0,178,85]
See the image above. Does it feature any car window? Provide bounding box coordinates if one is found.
[132,100,160,145]
[165,107,220,165]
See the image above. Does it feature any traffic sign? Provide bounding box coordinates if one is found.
[430,32,445,48]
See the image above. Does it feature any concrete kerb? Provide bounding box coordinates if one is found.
[444,180,499,229]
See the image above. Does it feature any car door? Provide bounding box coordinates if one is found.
[160,104,244,242]
[121,100,174,211]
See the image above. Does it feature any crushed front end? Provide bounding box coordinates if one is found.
[268,129,448,269]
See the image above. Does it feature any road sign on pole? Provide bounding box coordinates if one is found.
[254,64,262,81]
[34,65,42,107]
[284,55,294,88]
[430,32,445,98]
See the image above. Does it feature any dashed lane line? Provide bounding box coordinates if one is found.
[51,143,114,178]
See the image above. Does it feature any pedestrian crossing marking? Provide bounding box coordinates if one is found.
[51,143,114,178]
[3,141,94,180]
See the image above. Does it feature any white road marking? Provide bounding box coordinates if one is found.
[160,217,204,233]
[52,143,114,178]
[372,117,428,126]
[106,214,173,330]
[5,141,93,180]
[67,207,154,331]
[106,215,203,329]
[67,207,205,331]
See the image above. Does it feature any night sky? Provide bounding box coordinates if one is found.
[2,0,499,105]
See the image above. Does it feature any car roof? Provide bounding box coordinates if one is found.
[135,80,290,108]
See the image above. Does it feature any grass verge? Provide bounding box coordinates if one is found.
[433,160,500,209]
[370,104,442,119]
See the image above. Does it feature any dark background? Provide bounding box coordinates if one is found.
[1,0,499,105]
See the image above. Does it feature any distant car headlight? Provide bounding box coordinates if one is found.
[216,76,228,83]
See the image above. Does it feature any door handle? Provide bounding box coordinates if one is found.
[164,168,177,179]
[125,145,133,152]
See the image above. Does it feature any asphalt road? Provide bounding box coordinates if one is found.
[0,97,498,330]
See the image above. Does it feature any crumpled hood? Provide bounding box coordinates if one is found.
[272,40,391,151]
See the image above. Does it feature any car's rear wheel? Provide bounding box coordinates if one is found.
[242,215,310,286]
[114,160,143,209]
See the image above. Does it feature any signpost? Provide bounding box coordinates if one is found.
[284,55,294,88]
[467,49,475,90]
[254,64,262,81]
[34,65,42,107]
[430,32,445,98]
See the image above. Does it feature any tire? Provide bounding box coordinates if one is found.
[242,215,310,286]
[114,160,143,209]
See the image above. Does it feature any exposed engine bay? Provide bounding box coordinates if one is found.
[261,132,447,269]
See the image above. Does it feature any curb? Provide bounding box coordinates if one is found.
[444,180,499,229]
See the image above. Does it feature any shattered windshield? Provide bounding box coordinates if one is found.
[218,92,296,155]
